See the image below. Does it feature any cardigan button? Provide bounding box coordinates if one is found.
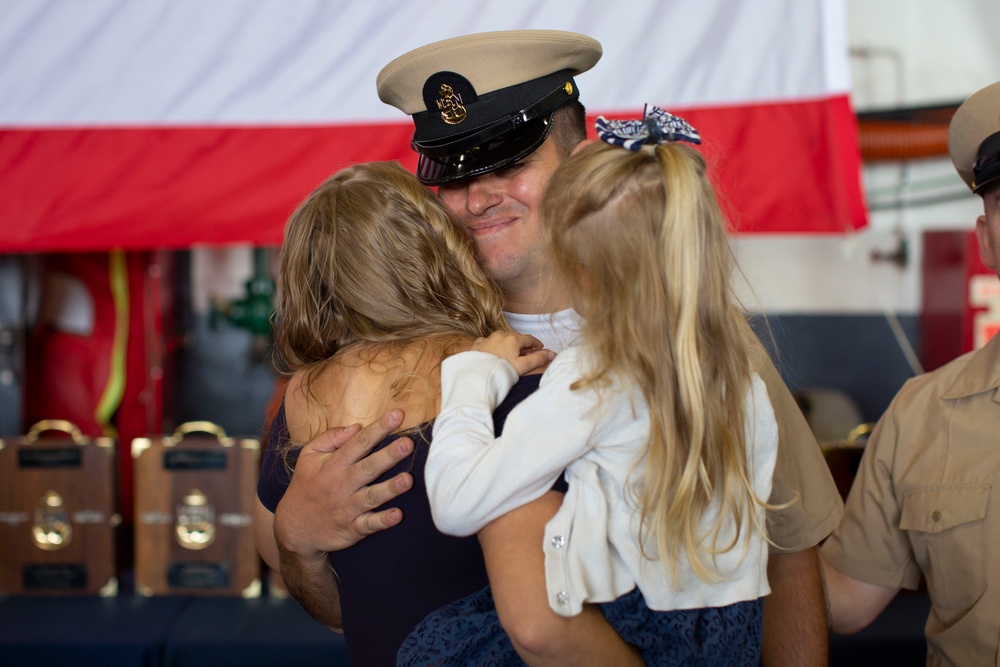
[551,535,566,549]
[556,591,569,606]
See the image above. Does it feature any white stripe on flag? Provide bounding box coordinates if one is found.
[1,0,850,125]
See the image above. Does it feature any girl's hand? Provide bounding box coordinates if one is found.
[472,332,554,376]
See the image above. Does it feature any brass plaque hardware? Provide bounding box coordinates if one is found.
[32,490,72,551]
[175,489,216,550]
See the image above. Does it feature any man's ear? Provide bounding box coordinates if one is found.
[975,214,996,270]
[571,138,596,156]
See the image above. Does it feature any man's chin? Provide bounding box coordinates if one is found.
[481,258,522,287]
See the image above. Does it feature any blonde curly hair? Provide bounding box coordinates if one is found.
[274,160,508,372]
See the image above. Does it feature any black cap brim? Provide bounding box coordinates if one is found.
[416,113,554,185]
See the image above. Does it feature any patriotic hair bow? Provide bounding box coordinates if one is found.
[595,104,701,150]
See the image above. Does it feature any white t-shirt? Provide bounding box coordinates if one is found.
[503,308,583,353]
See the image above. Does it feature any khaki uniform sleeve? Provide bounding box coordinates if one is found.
[758,355,844,552]
[820,402,923,590]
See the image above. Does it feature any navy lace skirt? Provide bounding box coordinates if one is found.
[397,585,763,666]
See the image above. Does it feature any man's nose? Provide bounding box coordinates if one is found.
[465,177,501,216]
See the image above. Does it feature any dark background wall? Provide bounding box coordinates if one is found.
[761,313,921,424]
[0,246,929,444]
[168,312,922,442]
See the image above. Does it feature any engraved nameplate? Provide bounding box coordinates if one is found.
[167,562,231,589]
[23,564,87,590]
[18,448,82,469]
[163,450,227,470]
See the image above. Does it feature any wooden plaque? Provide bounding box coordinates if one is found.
[0,420,119,596]
[133,421,260,597]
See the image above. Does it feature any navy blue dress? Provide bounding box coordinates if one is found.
[398,585,763,666]
[256,375,545,666]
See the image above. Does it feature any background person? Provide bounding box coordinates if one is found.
[821,79,1000,666]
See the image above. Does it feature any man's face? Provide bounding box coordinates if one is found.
[977,184,1000,276]
[437,137,564,302]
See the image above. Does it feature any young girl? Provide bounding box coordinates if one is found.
[414,110,779,665]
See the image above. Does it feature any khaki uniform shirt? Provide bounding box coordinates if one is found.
[822,332,1000,666]
[758,355,845,552]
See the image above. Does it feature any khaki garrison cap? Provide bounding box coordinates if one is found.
[949,80,1000,195]
[376,30,602,185]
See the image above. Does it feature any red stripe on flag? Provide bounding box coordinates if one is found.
[672,94,866,234]
[0,96,864,252]
[1,124,417,251]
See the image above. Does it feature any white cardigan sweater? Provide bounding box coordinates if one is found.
[427,345,779,617]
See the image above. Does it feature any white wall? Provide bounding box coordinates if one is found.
[734,0,1000,315]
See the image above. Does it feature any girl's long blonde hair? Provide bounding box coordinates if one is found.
[540,140,766,584]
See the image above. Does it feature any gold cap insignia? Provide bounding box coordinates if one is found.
[436,84,467,125]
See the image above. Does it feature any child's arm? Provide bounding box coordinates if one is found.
[471,331,554,375]
[478,492,645,667]
[428,344,594,536]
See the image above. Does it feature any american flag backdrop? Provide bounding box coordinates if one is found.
[0,0,867,252]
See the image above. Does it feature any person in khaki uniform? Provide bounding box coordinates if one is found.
[822,79,1000,666]
[257,30,845,665]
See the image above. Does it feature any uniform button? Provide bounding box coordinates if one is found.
[551,535,566,549]
[556,591,569,606]
[931,510,941,522]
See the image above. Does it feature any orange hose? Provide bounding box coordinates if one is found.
[858,119,950,161]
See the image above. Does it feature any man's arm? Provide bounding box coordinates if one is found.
[276,529,348,631]
[479,492,644,667]
[820,556,898,635]
[762,548,829,666]
[753,351,844,666]
[260,411,415,630]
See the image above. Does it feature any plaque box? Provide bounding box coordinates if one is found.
[133,421,260,597]
[0,420,118,596]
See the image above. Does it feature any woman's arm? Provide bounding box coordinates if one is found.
[253,498,281,573]
[478,492,644,667]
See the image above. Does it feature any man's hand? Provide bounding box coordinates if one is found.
[273,409,415,558]
[472,331,554,376]
[268,409,416,631]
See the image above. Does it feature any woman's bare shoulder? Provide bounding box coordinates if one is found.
[284,338,471,440]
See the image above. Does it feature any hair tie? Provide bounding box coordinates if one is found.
[596,104,701,150]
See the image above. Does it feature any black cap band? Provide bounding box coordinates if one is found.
[411,70,579,186]
[973,130,1000,194]
[414,79,576,158]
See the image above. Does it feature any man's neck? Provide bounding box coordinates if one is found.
[502,283,570,315]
